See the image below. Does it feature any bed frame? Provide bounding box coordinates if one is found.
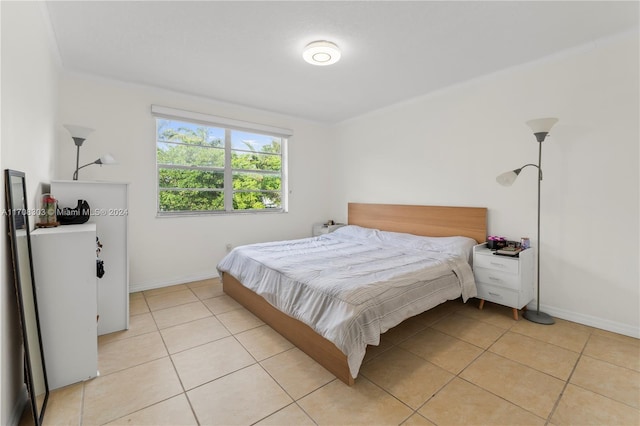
[221,203,487,385]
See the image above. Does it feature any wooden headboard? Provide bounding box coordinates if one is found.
[348,203,487,244]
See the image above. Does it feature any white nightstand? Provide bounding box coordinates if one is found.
[472,243,534,320]
[312,223,345,237]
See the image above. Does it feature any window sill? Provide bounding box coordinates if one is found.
[155,209,287,218]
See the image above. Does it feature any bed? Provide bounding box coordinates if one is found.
[218,203,487,385]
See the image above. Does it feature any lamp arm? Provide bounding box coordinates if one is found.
[72,160,100,180]
[517,163,543,180]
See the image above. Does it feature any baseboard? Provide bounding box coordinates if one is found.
[130,271,220,293]
[8,384,28,426]
[527,301,640,339]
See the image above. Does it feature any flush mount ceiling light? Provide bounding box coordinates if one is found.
[303,40,341,66]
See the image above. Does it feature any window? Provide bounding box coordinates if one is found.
[152,105,290,215]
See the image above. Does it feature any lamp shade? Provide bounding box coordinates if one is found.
[63,124,94,140]
[526,118,558,134]
[97,153,117,165]
[496,170,519,186]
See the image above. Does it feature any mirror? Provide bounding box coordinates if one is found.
[5,170,48,425]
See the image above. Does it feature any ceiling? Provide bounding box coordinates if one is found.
[45,1,639,124]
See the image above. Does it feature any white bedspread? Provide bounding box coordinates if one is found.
[216,225,477,378]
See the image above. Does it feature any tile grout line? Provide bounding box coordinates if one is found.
[568,353,640,410]
[362,304,485,425]
[544,327,595,425]
[414,314,564,425]
[172,287,282,424]
[222,302,324,425]
[88,288,196,425]
[424,308,501,424]
[78,381,86,426]
[77,281,217,425]
[146,285,201,425]
[417,324,506,425]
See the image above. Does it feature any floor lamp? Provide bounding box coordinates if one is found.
[496,117,558,325]
[64,125,117,180]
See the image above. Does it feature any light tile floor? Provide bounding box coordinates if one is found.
[25,278,640,425]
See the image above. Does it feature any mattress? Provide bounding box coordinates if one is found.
[216,225,477,378]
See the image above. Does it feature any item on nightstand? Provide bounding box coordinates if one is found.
[36,194,59,228]
[96,236,105,278]
[57,200,91,225]
[496,246,523,256]
[96,260,105,278]
[486,236,506,250]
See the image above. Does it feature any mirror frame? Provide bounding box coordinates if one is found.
[4,169,49,425]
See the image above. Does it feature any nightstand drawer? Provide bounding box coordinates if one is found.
[473,267,520,290]
[474,254,519,274]
[476,283,519,308]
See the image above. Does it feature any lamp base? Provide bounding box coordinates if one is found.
[523,310,555,325]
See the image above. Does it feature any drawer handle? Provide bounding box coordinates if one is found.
[489,262,506,267]
[488,276,502,282]
[488,292,501,297]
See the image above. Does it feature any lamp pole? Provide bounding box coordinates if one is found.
[71,136,86,181]
[522,132,555,324]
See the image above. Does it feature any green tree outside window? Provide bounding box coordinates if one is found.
[157,119,283,213]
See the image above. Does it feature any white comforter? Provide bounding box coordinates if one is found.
[217,225,477,378]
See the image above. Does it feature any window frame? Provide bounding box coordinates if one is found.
[152,105,291,216]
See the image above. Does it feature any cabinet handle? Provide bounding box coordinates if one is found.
[488,276,502,282]
[489,262,505,267]
[488,292,501,297]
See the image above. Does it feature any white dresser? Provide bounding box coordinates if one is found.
[31,224,98,389]
[51,180,129,335]
[472,243,534,320]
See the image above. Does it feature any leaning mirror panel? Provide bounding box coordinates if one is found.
[5,169,49,425]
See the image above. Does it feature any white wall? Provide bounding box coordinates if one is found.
[56,76,334,291]
[331,30,639,337]
[0,2,60,424]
